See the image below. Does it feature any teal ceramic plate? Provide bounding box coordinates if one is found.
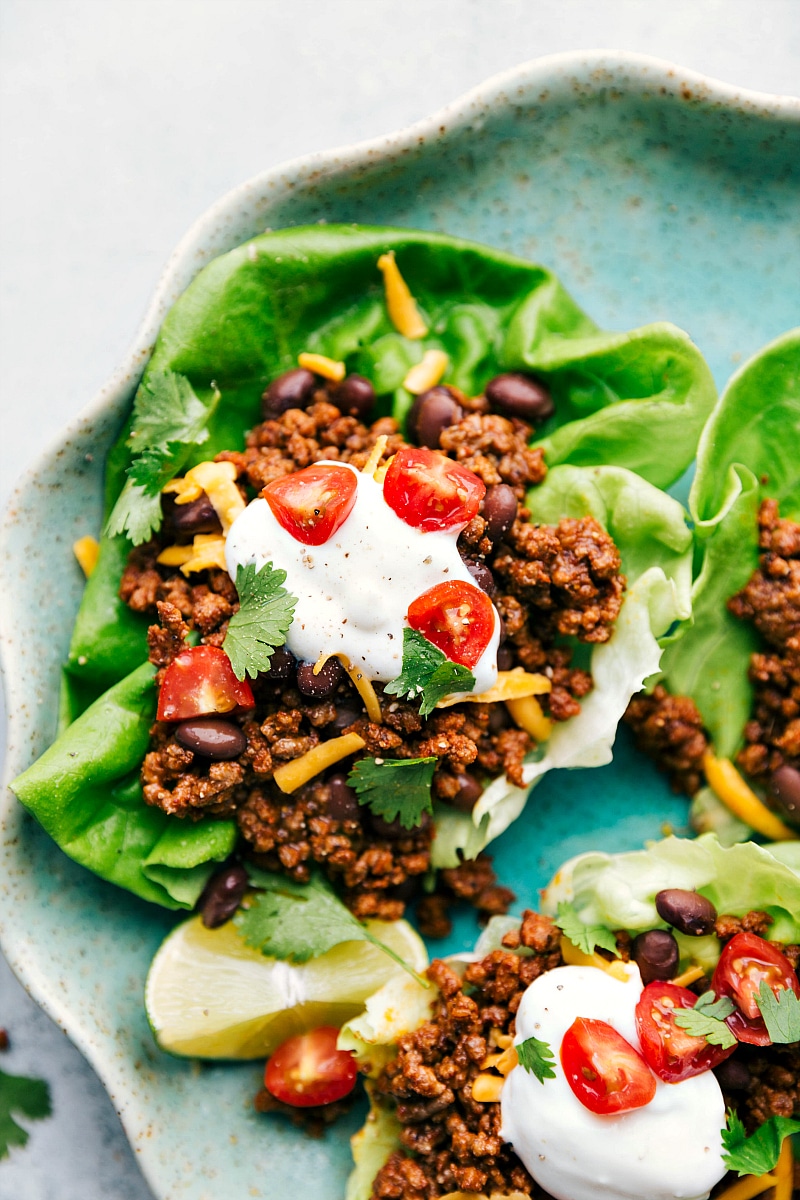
[2,52,799,1200]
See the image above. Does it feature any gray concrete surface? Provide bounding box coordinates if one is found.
[1,2,798,1197]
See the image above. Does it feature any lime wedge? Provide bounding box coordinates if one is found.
[145,915,428,1060]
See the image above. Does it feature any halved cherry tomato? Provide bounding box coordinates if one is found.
[635,982,736,1082]
[264,1026,357,1108]
[560,1017,656,1115]
[711,931,800,1046]
[157,645,255,722]
[407,579,495,668]
[383,446,485,532]
[263,463,357,546]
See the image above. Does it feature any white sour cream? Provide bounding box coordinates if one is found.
[500,964,727,1200]
[225,462,499,693]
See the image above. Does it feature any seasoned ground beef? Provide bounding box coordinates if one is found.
[370,915,563,1199]
[623,684,710,796]
[120,376,627,924]
[253,1081,355,1138]
[729,499,800,783]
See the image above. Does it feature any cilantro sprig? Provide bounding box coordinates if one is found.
[721,1109,800,1176]
[223,561,297,680]
[347,756,437,830]
[754,980,800,1043]
[517,1035,556,1083]
[673,992,737,1049]
[385,628,475,717]
[0,1068,52,1159]
[106,369,220,545]
[235,869,426,984]
[555,901,619,958]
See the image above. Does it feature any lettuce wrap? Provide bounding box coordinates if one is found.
[12,225,712,909]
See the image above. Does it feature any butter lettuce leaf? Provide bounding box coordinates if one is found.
[10,663,236,909]
[66,225,714,697]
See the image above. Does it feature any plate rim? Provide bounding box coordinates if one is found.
[1,48,799,1199]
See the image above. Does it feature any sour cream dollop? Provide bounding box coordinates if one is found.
[225,462,500,693]
[500,964,727,1200]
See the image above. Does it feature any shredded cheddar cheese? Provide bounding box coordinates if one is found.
[182,461,244,533]
[775,1137,794,1200]
[435,670,551,710]
[714,1172,778,1200]
[298,351,346,382]
[362,435,388,479]
[403,349,449,395]
[162,476,203,503]
[480,1044,519,1075]
[470,1073,505,1103]
[273,732,366,794]
[373,454,394,484]
[336,655,383,724]
[73,535,99,578]
[377,251,428,339]
[505,694,553,743]
[559,936,629,982]
[440,1192,529,1200]
[157,534,228,576]
[672,964,706,989]
[703,750,797,841]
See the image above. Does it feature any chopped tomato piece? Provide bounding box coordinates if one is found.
[263,463,358,545]
[560,1017,656,1115]
[157,645,255,722]
[635,982,735,1082]
[407,579,495,669]
[383,446,485,532]
[264,1026,357,1108]
[711,931,800,1046]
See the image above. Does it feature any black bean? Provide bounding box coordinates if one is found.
[297,657,344,698]
[481,484,518,543]
[462,557,496,596]
[485,373,554,423]
[447,772,484,813]
[368,809,431,840]
[199,863,249,928]
[655,889,718,936]
[334,374,376,420]
[770,765,800,828]
[489,704,511,733]
[262,368,317,417]
[408,387,463,448]
[175,718,247,760]
[713,1057,751,1092]
[326,773,360,822]
[389,876,422,903]
[331,706,361,734]
[631,929,679,984]
[263,646,297,682]
[496,645,514,672]
[162,491,222,536]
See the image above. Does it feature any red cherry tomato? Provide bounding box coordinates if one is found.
[383,446,485,532]
[407,579,495,669]
[263,463,358,546]
[157,645,255,722]
[635,982,736,1082]
[264,1026,357,1108]
[711,932,800,1046]
[560,1017,657,1115]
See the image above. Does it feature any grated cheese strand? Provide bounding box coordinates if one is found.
[775,1137,794,1200]
[273,732,366,794]
[162,476,202,503]
[73,535,99,578]
[714,1173,778,1200]
[470,1073,505,1103]
[158,534,228,576]
[560,936,629,982]
[703,750,797,841]
[403,349,449,395]
[181,460,245,534]
[336,654,383,724]
[436,669,551,710]
[505,694,553,743]
[672,964,706,989]
[298,351,346,382]
[377,251,428,339]
[361,435,388,479]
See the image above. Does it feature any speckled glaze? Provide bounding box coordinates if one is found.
[1,53,799,1200]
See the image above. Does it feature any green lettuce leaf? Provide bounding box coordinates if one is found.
[540,834,800,954]
[10,663,236,909]
[65,224,714,695]
[658,328,800,755]
[344,1084,404,1200]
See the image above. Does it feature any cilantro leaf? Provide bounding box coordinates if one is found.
[673,992,737,1049]
[0,1068,52,1159]
[347,756,437,830]
[385,628,475,717]
[555,901,619,957]
[517,1035,556,1083]
[223,561,297,680]
[105,370,219,545]
[235,869,425,983]
[721,1109,800,1176]
[755,980,800,1044]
